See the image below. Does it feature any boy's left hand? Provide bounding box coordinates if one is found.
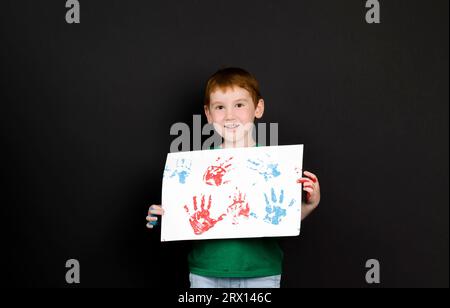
[297,171,321,220]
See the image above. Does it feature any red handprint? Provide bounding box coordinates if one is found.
[203,157,233,186]
[184,195,226,235]
[227,189,250,225]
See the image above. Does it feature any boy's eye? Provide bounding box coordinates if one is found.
[236,103,245,108]
[215,105,224,110]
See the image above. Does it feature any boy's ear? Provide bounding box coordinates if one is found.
[255,99,265,119]
[204,105,212,124]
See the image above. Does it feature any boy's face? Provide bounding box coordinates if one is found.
[205,86,264,147]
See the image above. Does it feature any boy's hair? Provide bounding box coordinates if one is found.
[204,67,262,107]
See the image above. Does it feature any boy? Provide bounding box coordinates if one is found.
[146,68,321,288]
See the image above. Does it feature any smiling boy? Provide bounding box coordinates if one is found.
[204,77,264,149]
[147,67,321,288]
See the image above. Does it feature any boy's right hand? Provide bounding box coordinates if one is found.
[146,204,164,229]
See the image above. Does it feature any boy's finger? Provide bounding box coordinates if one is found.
[303,187,314,193]
[303,171,318,183]
[146,223,154,229]
[148,206,164,215]
[148,204,162,212]
[297,178,313,184]
[149,210,163,216]
[147,219,159,227]
[146,216,158,222]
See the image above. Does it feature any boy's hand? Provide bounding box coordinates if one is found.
[146,204,164,229]
[297,171,321,220]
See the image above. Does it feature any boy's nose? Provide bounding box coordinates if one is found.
[225,109,235,120]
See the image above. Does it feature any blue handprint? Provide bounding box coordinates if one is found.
[262,188,295,225]
[247,155,281,181]
[169,159,192,184]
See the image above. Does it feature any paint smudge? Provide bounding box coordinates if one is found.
[227,189,250,225]
[203,157,233,186]
[295,167,312,200]
[295,167,307,185]
[163,166,171,179]
[247,155,281,181]
[184,195,226,235]
[263,188,296,225]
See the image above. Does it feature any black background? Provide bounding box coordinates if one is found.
[1,0,448,288]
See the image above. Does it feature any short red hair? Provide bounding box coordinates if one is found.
[204,67,263,107]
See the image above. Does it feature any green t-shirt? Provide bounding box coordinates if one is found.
[188,238,283,278]
[188,144,284,278]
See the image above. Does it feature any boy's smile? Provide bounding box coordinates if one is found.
[205,86,264,148]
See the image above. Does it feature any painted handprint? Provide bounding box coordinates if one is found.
[262,188,295,225]
[203,157,233,186]
[184,195,226,235]
[169,159,192,184]
[226,189,250,225]
[247,155,281,181]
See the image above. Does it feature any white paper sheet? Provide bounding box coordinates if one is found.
[161,145,303,242]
